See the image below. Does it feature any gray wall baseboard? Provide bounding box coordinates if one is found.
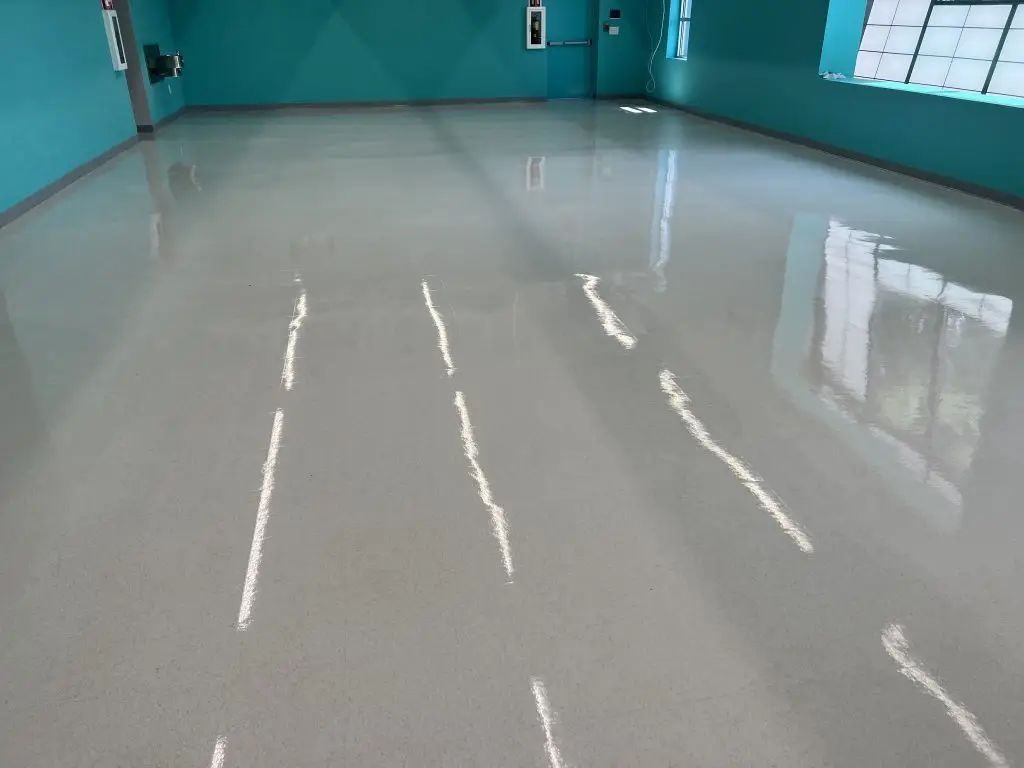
[0,97,589,230]
[0,136,139,231]
[1,105,185,229]
[646,96,1024,212]
[188,96,648,114]
[186,96,555,113]
[156,105,188,129]
[138,105,188,135]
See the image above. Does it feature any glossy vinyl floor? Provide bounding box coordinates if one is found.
[2,101,1024,767]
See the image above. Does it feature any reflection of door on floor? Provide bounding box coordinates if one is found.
[546,0,596,99]
[113,0,154,130]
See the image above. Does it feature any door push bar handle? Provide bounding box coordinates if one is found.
[548,39,592,47]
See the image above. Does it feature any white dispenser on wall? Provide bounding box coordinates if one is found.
[526,4,546,50]
[100,0,128,71]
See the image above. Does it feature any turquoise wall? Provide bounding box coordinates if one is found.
[129,0,186,123]
[0,2,137,216]
[171,0,646,105]
[819,0,868,76]
[645,0,1024,198]
[0,0,184,218]
[596,0,649,96]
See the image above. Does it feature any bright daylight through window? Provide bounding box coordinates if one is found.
[855,0,1024,97]
[677,0,692,58]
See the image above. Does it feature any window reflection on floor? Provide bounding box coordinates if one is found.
[773,216,1013,533]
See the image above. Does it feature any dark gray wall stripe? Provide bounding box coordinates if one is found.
[645,96,1024,212]
[185,96,558,113]
[0,136,139,230]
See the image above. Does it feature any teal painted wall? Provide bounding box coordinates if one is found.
[170,0,646,105]
[0,2,137,216]
[645,0,1024,198]
[129,0,186,122]
[596,0,649,95]
[819,0,868,76]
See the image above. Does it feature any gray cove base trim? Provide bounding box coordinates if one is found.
[646,97,1024,212]
[189,96,646,113]
[187,95,554,112]
[0,136,138,230]
[138,105,188,134]
[1,107,189,230]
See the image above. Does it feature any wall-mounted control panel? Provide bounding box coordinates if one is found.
[526,6,546,50]
[604,9,622,36]
[101,6,129,71]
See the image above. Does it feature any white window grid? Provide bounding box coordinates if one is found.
[855,0,1024,97]
[677,0,692,59]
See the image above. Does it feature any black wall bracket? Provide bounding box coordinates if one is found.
[145,44,183,84]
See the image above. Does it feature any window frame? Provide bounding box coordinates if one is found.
[676,0,692,60]
[855,0,1023,97]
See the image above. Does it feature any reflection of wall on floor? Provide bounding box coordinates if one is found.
[963,306,1024,552]
[0,152,158,423]
[646,149,677,294]
[0,290,44,507]
[771,214,1012,535]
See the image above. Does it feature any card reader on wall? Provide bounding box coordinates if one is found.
[145,44,184,83]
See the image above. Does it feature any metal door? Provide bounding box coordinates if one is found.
[545,0,596,99]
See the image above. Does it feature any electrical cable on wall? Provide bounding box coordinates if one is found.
[643,0,667,93]
[646,0,667,93]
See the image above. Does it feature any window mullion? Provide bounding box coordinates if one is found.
[982,2,1019,94]
[905,0,938,85]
